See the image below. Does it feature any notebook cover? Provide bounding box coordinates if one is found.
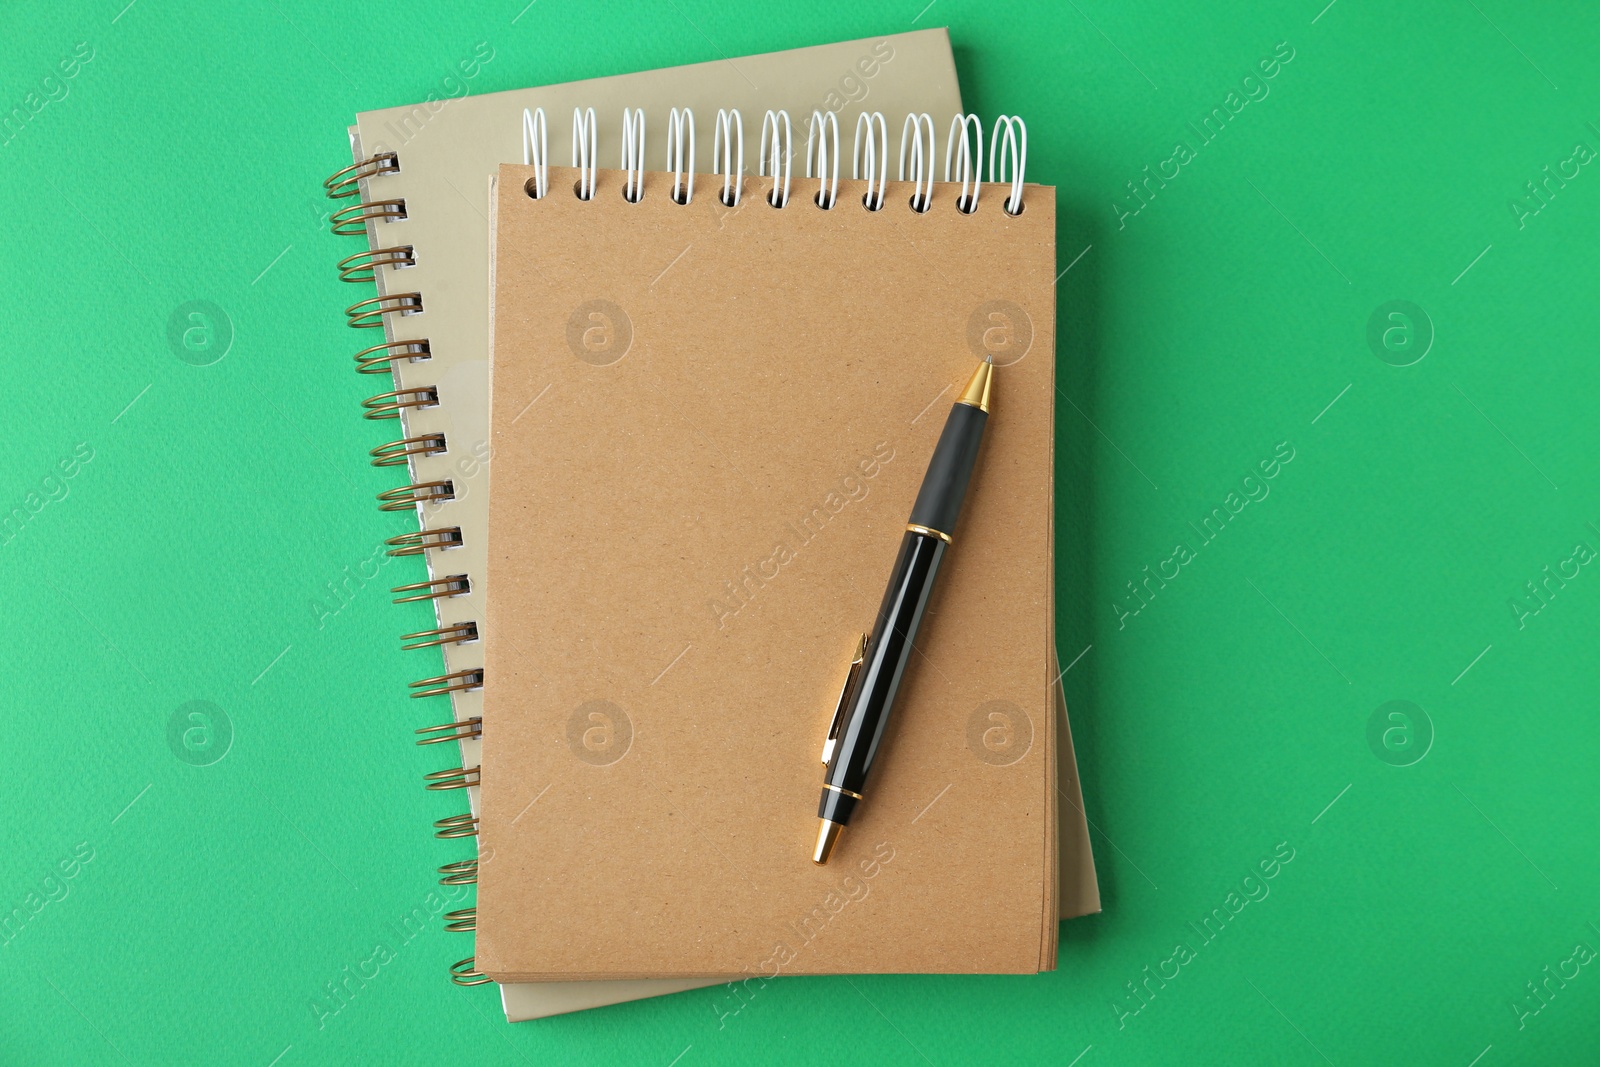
[480,163,1057,980]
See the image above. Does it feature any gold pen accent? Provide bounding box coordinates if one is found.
[905,522,952,544]
[821,633,867,765]
[823,783,864,800]
[813,819,844,865]
[954,357,993,412]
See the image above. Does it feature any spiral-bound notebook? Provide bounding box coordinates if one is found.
[325,31,1098,1017]
[478,143,1059,978]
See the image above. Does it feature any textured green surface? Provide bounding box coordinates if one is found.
[3,1,1596,1063]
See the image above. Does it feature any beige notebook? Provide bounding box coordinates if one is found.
[480,153,1058,980]
[324,30,1090,1018]
[330,30,1099,1019]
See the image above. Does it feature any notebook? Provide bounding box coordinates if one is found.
[325,30,1098,1014]
[326,29,1056,1019]
[479,139,1059,978]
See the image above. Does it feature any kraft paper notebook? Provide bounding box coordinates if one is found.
[479,138,1059,978]
[325,30,1099,1018]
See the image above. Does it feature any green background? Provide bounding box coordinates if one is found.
[3,0,1595,1063]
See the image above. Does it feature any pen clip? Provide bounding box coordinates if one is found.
[822,633,867,765]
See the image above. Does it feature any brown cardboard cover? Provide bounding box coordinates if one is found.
[481,163,1057,980]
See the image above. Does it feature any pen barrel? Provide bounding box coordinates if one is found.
[819,530,947,824]
[907,401,988,538]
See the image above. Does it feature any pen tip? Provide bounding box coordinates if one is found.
[812,819,844,864]
[956,359,994,413]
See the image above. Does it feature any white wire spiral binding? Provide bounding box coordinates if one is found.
[522,107,548,198]
[528,106,1021,215]
[667,108,695,205]
[572,107,597,201]
[853,112,888,211]
[714,109,744,207]
[761,110,793,207]
[899,112,934,213]
[807,110,840,209]
[988,116,1028,216]
[944,113,983,214]
[620,108,645,203]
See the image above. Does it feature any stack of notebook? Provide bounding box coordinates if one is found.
[323,29,1098,1021]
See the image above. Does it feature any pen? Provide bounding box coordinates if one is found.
[813,355,994,864]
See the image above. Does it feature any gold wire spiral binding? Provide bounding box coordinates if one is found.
[409,669,483,699]
[363,386,440,420]
[416,718,482,746]
[424,766,481,791]
[329,198,407,235]
[450,957,490,986]
[377,480,455,512]
[338,245,416,282]
[435,814,478,839]
[346,293,423,328]
[324,151,488,993]
[400,620,476,646]
[324,152,399,198]
[391,576,469,604]
[385,528,462,556]
[354,339,431,375]
[438,859,478,885]
[370,434,446,466]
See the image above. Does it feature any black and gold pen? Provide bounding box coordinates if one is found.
[813,356,994,864]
